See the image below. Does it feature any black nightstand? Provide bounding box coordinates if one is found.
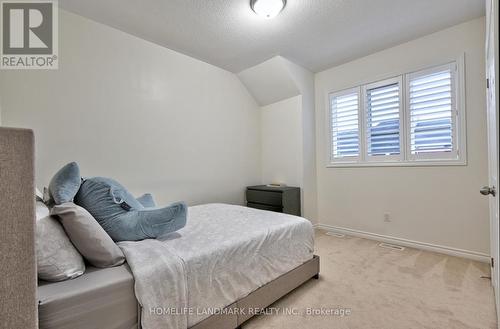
[246,185,301,216]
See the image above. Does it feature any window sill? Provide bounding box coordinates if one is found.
[326,159,467,168]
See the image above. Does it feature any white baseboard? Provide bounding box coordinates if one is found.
[314,223,490,263]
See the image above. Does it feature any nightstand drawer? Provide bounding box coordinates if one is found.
[247,202,283,212]
[246,185,301,216]
[246,189,283,206]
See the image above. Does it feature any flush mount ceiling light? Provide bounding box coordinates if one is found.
[250,0,286,19]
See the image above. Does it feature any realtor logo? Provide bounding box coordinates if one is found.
[1,0,58,69]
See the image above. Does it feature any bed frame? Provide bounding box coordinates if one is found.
[0,127,320,329]
[0,127,37,329]
[190,255,319,329]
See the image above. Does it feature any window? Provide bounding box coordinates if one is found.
[364,77,403,161]
[406,63,457,161]
[327,60,465,167]
[329,88,360,162]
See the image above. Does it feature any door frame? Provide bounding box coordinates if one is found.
[485,0,500,325]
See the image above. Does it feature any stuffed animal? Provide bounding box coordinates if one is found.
[48,162,82,205]
[136,193,156,208]
[74,176,187,242]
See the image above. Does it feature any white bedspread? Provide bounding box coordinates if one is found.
[120,203,314,329]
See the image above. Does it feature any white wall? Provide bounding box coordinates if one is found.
[0,10,261,206]
[315,18,490,254]
[283,59,317,222]
[261,96,303,187]
[238,56,317,221]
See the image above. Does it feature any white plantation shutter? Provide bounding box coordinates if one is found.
[365,78,402,159]
[326,60,464,166]
[329,88,360,161]
[407,63,458,160]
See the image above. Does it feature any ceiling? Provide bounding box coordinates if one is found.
[59,0,485,73]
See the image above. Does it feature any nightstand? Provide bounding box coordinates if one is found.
[246,185,301,216]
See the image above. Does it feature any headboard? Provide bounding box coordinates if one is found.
[0,127,38,329]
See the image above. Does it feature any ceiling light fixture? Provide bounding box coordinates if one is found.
[250,0,286,19]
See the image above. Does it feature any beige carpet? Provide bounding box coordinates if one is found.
[243,230,497,329]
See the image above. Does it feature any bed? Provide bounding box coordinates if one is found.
[39,204,318,329]
[0,127,319,329]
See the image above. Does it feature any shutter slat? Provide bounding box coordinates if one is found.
[410,75,450,87]
[409,107,452,116]
[411,131,453,139]
[334,121,360,130]
[333,104,358,112]
[369,90,399,98]
[335,111,359,120]
[411,99,451,110]
[369,144,403,150]
[335,95,358,103]
[410,117,452,126]
[333,99,357,106]
[411,86,451,98]
[370,132,400,141]
[410,71,451,85]
[410,80,450,93]
[411,139,452,146]
[410,93,451,104]
[411,122,452,130]
[370,100,400,109]
[369,96,399,105]
[333,147,359,152]
[368,106,400,117]
[370,85,398,96]
[369,112,400,122]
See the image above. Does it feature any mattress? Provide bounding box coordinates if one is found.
[158,204,315,327]
[37,264,138,329]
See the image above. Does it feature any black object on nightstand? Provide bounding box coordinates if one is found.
[246,185,301,216]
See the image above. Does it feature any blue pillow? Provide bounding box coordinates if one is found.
[74,177,187,242]
[49,162,82,205]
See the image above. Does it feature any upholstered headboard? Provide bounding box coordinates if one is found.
[0,127,38,329]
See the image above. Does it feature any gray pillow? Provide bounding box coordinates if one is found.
[49,162,81,205]
[51,203,125,268]
[36,201,85,282]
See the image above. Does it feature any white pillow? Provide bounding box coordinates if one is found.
[50,203,125,268]
[35,187,44,201]
[35,201,85,281]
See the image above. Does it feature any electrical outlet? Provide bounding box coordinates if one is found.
[384,213,391,222]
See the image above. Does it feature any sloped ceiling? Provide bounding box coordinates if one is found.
[237,57,300,106]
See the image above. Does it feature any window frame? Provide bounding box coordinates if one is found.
[326,56,466,168]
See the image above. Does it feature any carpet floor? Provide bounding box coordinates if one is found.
[243,230,497,329]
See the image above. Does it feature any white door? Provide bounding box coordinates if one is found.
[485,0,499,321]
